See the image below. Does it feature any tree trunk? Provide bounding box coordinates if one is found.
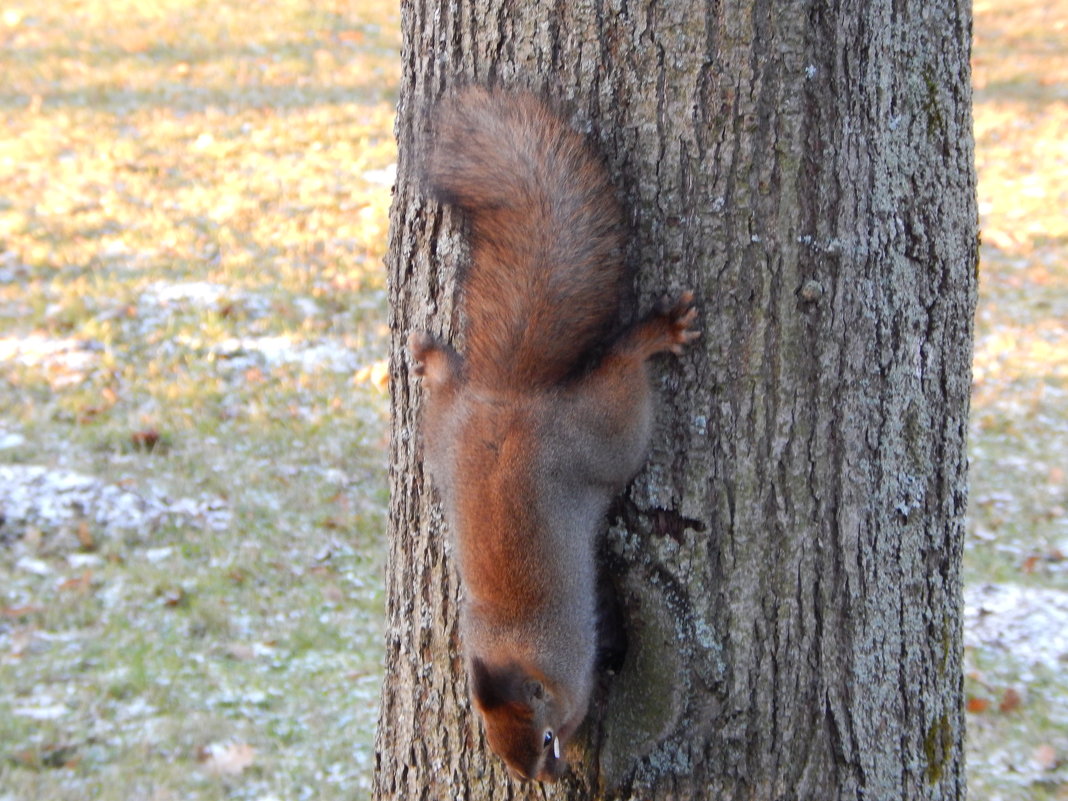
[375,0,977,798]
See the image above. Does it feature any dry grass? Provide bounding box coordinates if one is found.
[1,1,397,798]
[966,2,1068,799]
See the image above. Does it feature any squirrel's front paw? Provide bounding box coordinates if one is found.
[407,331,435,376]
[653,291,701,355]
[408,331,461,388]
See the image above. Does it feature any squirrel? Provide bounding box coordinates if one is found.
[407,86,698,783]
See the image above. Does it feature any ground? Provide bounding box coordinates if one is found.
[963,2,1068,798]
[0,1,1065,799]
[1,2,396,798]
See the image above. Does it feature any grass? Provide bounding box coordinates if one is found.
[965,2,1068,799]
[1,0,397,798]
[0,0,1065,799]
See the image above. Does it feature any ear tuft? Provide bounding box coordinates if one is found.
[470,657,507,710]
[470,659,540,714]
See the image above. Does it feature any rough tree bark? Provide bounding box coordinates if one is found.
[375,0,977,799]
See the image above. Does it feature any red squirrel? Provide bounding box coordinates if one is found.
[407,86,698,782]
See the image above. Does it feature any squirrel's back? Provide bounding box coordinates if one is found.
[427,87,626,389]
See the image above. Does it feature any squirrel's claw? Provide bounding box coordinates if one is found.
[662,291,701,355]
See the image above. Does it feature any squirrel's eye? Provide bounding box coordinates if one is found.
[543,730,553,748]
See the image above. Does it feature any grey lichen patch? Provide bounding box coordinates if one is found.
[921,64,947,140]
[598,578,686,790]
[923,713,953,784]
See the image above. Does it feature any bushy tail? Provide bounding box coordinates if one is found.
[427,86,626,389]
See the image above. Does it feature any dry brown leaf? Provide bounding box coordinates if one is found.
[76,519,95,550]
[199,741,256,776]
[131,429,161,450]
[1033,744,1059,771]
[160,586,188,608]
[1,605,43,618]
[999,687,1022,713]
[337,29,366,45]
[58,570,93,593]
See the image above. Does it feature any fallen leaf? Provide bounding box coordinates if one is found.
[159,585,188,608]
[11,750,36,767]
[76,519,95,550]
[130,429,161,450]
[58,570,93,593]
[966,696,990,713]
[337,29,366,45]
[1033,743,1059,771]
[999,687,1022,713]
[1,605,43,618]
[199,741,256,776]
[77,405,107,424]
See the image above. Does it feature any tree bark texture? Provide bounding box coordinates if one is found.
[376,0,977,799]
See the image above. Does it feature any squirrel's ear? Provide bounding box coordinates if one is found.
[526,679,546,702]
[470,657,505,710]
[471,658,541,713]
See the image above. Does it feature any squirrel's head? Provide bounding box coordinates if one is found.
[469,656,576,782]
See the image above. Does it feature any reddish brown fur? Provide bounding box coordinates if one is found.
[408,87,698,783]
[426,87,626,388]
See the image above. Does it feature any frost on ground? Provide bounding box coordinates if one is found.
[210,335,361,373]
[965,582,1068,670]
[0,464,231,550]
[0,335,101,389]
[136,281,365,374]
[964,582,1068,798]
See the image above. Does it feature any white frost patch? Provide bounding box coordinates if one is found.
[0,334,100,385]
[140,280,230,306]
[0,464,231,544]
[212,335,358,373]
[964,582,1068,670]
[12,703,70,720]
[0,432,26,449]
[14,556,53,576]
[134,282,364,374]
